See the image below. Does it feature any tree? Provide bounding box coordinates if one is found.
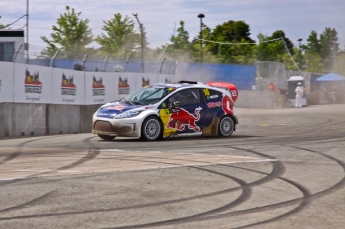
[333,51,345,76]
[0,15,6,29]
[203,20,256,64]
[166,21,192,61]
[303,28,340,72]
[40,6,93,59]
[96,13,139,58]
[256,30,294,63]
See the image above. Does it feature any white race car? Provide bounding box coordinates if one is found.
[92,80,238,141]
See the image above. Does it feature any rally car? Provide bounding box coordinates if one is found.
[92,80,238,141]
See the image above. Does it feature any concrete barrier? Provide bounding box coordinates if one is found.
[0,90,280,138]
[0,103,99,137]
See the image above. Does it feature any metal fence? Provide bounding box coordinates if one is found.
[255,61,311,93]
[27,53,179,74]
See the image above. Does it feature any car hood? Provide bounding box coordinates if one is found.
[96,101,146,119]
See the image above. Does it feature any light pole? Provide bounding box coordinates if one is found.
[297,38,302,69]
[197,13,205,78]
[133,13,144,73]
[26,0,29,64]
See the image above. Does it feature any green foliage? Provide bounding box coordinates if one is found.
[0,15,6,29]
[304,28,339,72]
[40,6,93,59]
[200,20,256,64]
[333,51,345,76]
[303,52,325,73]
[96,13,139,58]
[166,21,192,61]
[256,30,294,62]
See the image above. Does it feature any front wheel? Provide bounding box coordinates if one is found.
[98,134,116,141]
[218,116,235,137]
[141,116,162,141]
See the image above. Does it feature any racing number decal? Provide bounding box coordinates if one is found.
[203,88,210,96]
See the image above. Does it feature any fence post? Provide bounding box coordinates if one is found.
[123,56,129,72]
[103,55,109,72]
[81,54,88,70]
[12,44,23,63]
[173,60,179,74]
[50,50,60,67]
[159,58,166,74]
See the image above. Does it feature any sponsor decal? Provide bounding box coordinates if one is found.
[118,76,130,95]
[222,95,233,114]
[61,73,76,96]
[142,77,150,87]
[207,101,221,108]
[104,104,125,111]
[25,69,42,94]
[92,76,105,96]
[166,107,202,132]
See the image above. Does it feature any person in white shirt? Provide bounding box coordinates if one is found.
[295,82,304,107]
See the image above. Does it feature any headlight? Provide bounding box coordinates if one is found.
[115,111,142,119]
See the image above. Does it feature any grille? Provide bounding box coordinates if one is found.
[94,121,114,132]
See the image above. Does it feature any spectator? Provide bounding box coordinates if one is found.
[268,81,276,92]
[295,82,304,107]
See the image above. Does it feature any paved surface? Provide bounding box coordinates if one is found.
[0,104,344,229]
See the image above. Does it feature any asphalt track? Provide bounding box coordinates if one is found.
[0,104,344,229]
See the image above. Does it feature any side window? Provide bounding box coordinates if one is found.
[203,88,223,102]
[0,42,15,62]
[167,89,200,107]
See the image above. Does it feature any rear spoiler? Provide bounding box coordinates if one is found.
[206,82,238,103]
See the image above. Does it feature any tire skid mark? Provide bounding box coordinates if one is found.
[0,132,344,228]
[218,145,345,229]
[26,136,101,177]
[0,190,57,213]
[0,147,282,228]
[0,137,53,165]
[0,136,100,214]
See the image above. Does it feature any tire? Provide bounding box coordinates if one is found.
[141,116,162,141]
[218,116,235,137]
[98,134,116,141]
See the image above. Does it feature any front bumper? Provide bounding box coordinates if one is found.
[92,117,142,137]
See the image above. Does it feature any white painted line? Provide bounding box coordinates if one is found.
[117,158,278,173]
[15,169,53,172]
[99,149,124,152]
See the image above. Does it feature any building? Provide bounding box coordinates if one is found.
[0,29,25,63]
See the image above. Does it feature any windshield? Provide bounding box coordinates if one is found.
[119,86,175,105]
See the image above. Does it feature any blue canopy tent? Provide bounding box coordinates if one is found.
[315,73,345,104]
[316,73,345,81]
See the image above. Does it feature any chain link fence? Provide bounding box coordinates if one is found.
[255,61,311,93]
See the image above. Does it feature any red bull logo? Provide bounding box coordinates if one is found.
[166,107,202,132]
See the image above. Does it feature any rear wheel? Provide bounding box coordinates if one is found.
[97,134,116,141]
[218,116,235,137]
[141,116,162,141]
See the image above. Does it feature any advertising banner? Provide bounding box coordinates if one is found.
[84,72,118,105]
[158,73,174,84]
[13,63,53,104]
[0,62,14,102]
[52,68,85,104]
[117,73,140,98]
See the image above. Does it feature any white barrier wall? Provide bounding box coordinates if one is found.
[0,62,173,104]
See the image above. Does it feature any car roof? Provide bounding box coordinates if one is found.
[149,80,208,89]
